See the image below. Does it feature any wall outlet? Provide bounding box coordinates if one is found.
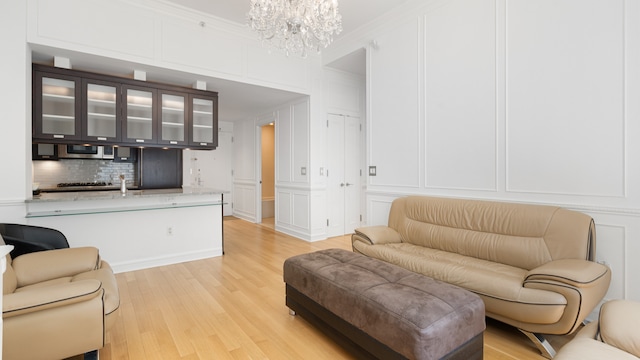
[167,226,173,236]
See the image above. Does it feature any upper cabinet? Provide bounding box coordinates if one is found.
[83,78,122,143]
[33,69,82,141]
[122,85,158,145]
[189,95,218,149]
[159,91,188,146]
[32,64,218,150]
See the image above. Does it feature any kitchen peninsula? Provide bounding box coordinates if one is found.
[26,187,224,273]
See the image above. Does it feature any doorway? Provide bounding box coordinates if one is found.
[326,114,361,237]
[261,123,275,227]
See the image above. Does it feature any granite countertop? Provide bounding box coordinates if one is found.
[28,187,225,203]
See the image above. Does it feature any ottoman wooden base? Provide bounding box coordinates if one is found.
[283,249,485,360]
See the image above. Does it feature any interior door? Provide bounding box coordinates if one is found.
[327,114,361,237]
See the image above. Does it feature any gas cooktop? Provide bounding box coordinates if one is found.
[39,182,120,193]
[56,182,113,188]
[56,181,112,188]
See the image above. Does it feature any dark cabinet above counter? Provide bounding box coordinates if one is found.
[32,64,218,150]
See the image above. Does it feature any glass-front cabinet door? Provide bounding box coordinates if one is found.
[83,79,120,142]
[159,91,187,146]
[189,95,218,149]
[33,71,82,141]
[122,85,157,144]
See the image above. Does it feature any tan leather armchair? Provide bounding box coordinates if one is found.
[2,235,120,360]
[555,300,640,359]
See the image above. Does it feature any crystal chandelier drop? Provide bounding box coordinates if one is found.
[248,0,343,57]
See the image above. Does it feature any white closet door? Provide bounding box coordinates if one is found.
[327,114,361,237]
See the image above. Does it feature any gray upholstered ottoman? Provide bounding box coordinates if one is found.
[283,248,485,360]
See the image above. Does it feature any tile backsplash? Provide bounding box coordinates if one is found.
[33,159,138,188]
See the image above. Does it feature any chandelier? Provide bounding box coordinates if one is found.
[248,0,343,57]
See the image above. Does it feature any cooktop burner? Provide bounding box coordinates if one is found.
[57,182,112,187]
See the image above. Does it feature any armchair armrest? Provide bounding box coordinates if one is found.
[599,300,640,358]
[3,279,102,319]
[525,259,610,287]
[353,226,402,246]
[12,247,100,287]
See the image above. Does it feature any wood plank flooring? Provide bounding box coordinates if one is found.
[97,217,574,359]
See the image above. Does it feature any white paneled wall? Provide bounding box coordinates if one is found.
[232,97,313,239]
[505,0,625,197]
[327,0,640,302]
[369,19,421,188]
[424,0,497,191]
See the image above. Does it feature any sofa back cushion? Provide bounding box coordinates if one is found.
[388,196,594,270]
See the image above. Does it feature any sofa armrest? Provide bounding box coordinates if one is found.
[525,259,610,287]
[12,247,101,287]
[352,226,402,246]
[3,279,102,319]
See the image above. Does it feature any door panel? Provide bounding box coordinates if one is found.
[327,114,346,237]
[327,114,361,237]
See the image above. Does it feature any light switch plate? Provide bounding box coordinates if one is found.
[369,166,377,176]
[301,167,307,175]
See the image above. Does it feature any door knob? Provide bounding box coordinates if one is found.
[340,183,345,187]
[345,183,353,186]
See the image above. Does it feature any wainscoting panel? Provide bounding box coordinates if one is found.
[293,193,310,229]
[368,19,420,188]
[366,195,396,226]
[593,223,626,300]
[277,191,292,225]
[232,183,257,221]
[276,188,312,241]
[423,0,497,191]
[505,0,625,196]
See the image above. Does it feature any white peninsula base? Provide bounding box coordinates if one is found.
[26,188,223,273]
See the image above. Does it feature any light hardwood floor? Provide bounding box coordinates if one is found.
[97,217,574,359]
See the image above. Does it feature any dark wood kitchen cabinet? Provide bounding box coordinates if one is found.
[189,94,218,149]
[82,78,122,143]
[33,68,82,141]
[122,85,158,145]
[159,91,188,146]
[33,64,218,150]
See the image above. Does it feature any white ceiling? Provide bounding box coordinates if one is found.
[34,1,405,122]
[167,0,407,37]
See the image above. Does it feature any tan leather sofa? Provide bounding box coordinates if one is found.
[352,195,611,358]
[555,300,640,359]
[2,235,120,360]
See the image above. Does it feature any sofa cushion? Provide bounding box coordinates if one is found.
[599,300,640,358]
[353,241,567,324]
[387,196,593,270]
